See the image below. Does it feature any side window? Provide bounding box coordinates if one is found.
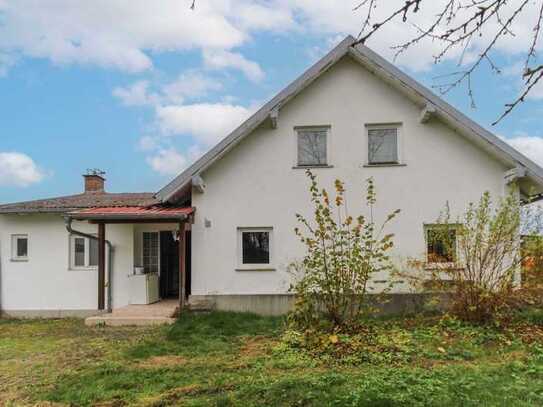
[238,228,273,268]
[142,232,159,273]
[296,127,328,167]
[367,126,399,165]
[70,235,99,269]
[11,234,28,261]
[426,226,457,264]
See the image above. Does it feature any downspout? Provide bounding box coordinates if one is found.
[64,217,114,313]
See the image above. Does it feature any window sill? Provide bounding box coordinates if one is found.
[292,165,334,169]
[10,258,28,262]
[69,267,98,271]
[424,263,462,270]
[362,163,406,168]
[236,267,276,272]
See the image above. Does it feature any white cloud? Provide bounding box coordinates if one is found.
[156,103,251,145]
[0,152,45,187]
[504,135,543,167]
[146,148,188,176]
[146,145,204,176]
[0,52,17,76]
[2,0,543,77]
[112,80,157,106]
[138,135,159,151]
[527,80,543,101]
[113,72,221,107]
[162,72,222,103]
[0,0,252,73]
[203,49,264,82]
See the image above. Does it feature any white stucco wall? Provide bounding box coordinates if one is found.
[191,55,509,296]
[0,214,134,312]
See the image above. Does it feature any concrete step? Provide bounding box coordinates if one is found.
[188,298,214,312]
[85,315,176,327]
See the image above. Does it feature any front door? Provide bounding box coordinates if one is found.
[159,231,179,298]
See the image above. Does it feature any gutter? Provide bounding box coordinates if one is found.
[64,217,114,313]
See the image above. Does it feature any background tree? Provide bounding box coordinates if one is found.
[355,0,543,123]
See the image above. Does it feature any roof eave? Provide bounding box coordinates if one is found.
[66,213,190,221]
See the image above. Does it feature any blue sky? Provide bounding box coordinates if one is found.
[1,1,543,204]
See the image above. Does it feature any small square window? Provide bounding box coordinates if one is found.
[297,128,328,166]
[368,127,399,165]
[426,226,457,264]
[11,234,28,261]
[238,228,273,269]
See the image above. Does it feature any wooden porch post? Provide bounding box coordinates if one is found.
[178,221,186,312]
[98,222,106,310]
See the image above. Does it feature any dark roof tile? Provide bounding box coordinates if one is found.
[0,192,158,214]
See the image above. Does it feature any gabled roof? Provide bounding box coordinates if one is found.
[156,35,543,202]
[0,192,158,214]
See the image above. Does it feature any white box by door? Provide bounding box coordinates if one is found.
[128,273,159,304]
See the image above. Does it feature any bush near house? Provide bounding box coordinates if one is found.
[289,170,399,330]
[398,192,543,325]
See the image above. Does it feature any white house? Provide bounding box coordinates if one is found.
[2,36,543,318]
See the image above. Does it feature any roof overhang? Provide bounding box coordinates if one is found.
[155,35,543,203]
[67,206,194,223]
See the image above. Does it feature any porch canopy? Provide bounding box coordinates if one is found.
[68,205,194,223]
[66,205,194,312]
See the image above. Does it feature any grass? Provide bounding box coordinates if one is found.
[1,311,543,406]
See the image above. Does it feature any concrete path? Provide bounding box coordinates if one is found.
[85,299,179,326]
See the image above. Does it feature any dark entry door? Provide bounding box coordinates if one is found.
[160,231,179,298]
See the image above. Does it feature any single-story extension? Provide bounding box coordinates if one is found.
[2,36,543,319]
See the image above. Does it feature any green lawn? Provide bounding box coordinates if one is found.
[1,311,543,406]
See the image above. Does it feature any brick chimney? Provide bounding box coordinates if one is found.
[83,169,106,193]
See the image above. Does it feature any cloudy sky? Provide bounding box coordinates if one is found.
[2,0,543,203]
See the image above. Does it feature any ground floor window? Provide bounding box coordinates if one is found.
[11,234,28,261]
[238,227,273,268]
[70,235,98,269]
[425,225,457,264]
[142,231,159,273]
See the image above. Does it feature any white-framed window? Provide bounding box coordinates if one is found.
[367,124,400,165]
[296,126,329,167]
[424,225,458,265]
[11,234,28,261]
[142,232,159,273]
[237,227,274,270]
[70,235,98,269]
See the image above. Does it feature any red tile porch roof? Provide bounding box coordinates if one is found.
[67,206,194,221]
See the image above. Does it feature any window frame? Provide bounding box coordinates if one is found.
[141,231,160,274]
[294,125,332,168]
[365,123,403,166]
[236,227,275,271]
[69,234,98,270]
[424,224,459,268]
[11,234,29,262]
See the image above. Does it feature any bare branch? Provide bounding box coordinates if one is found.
[354,0,543,123]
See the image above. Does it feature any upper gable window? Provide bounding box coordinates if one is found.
[367,126,399,165]
[296,127,328,167]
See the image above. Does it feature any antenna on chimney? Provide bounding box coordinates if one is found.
[86,168,106,177]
